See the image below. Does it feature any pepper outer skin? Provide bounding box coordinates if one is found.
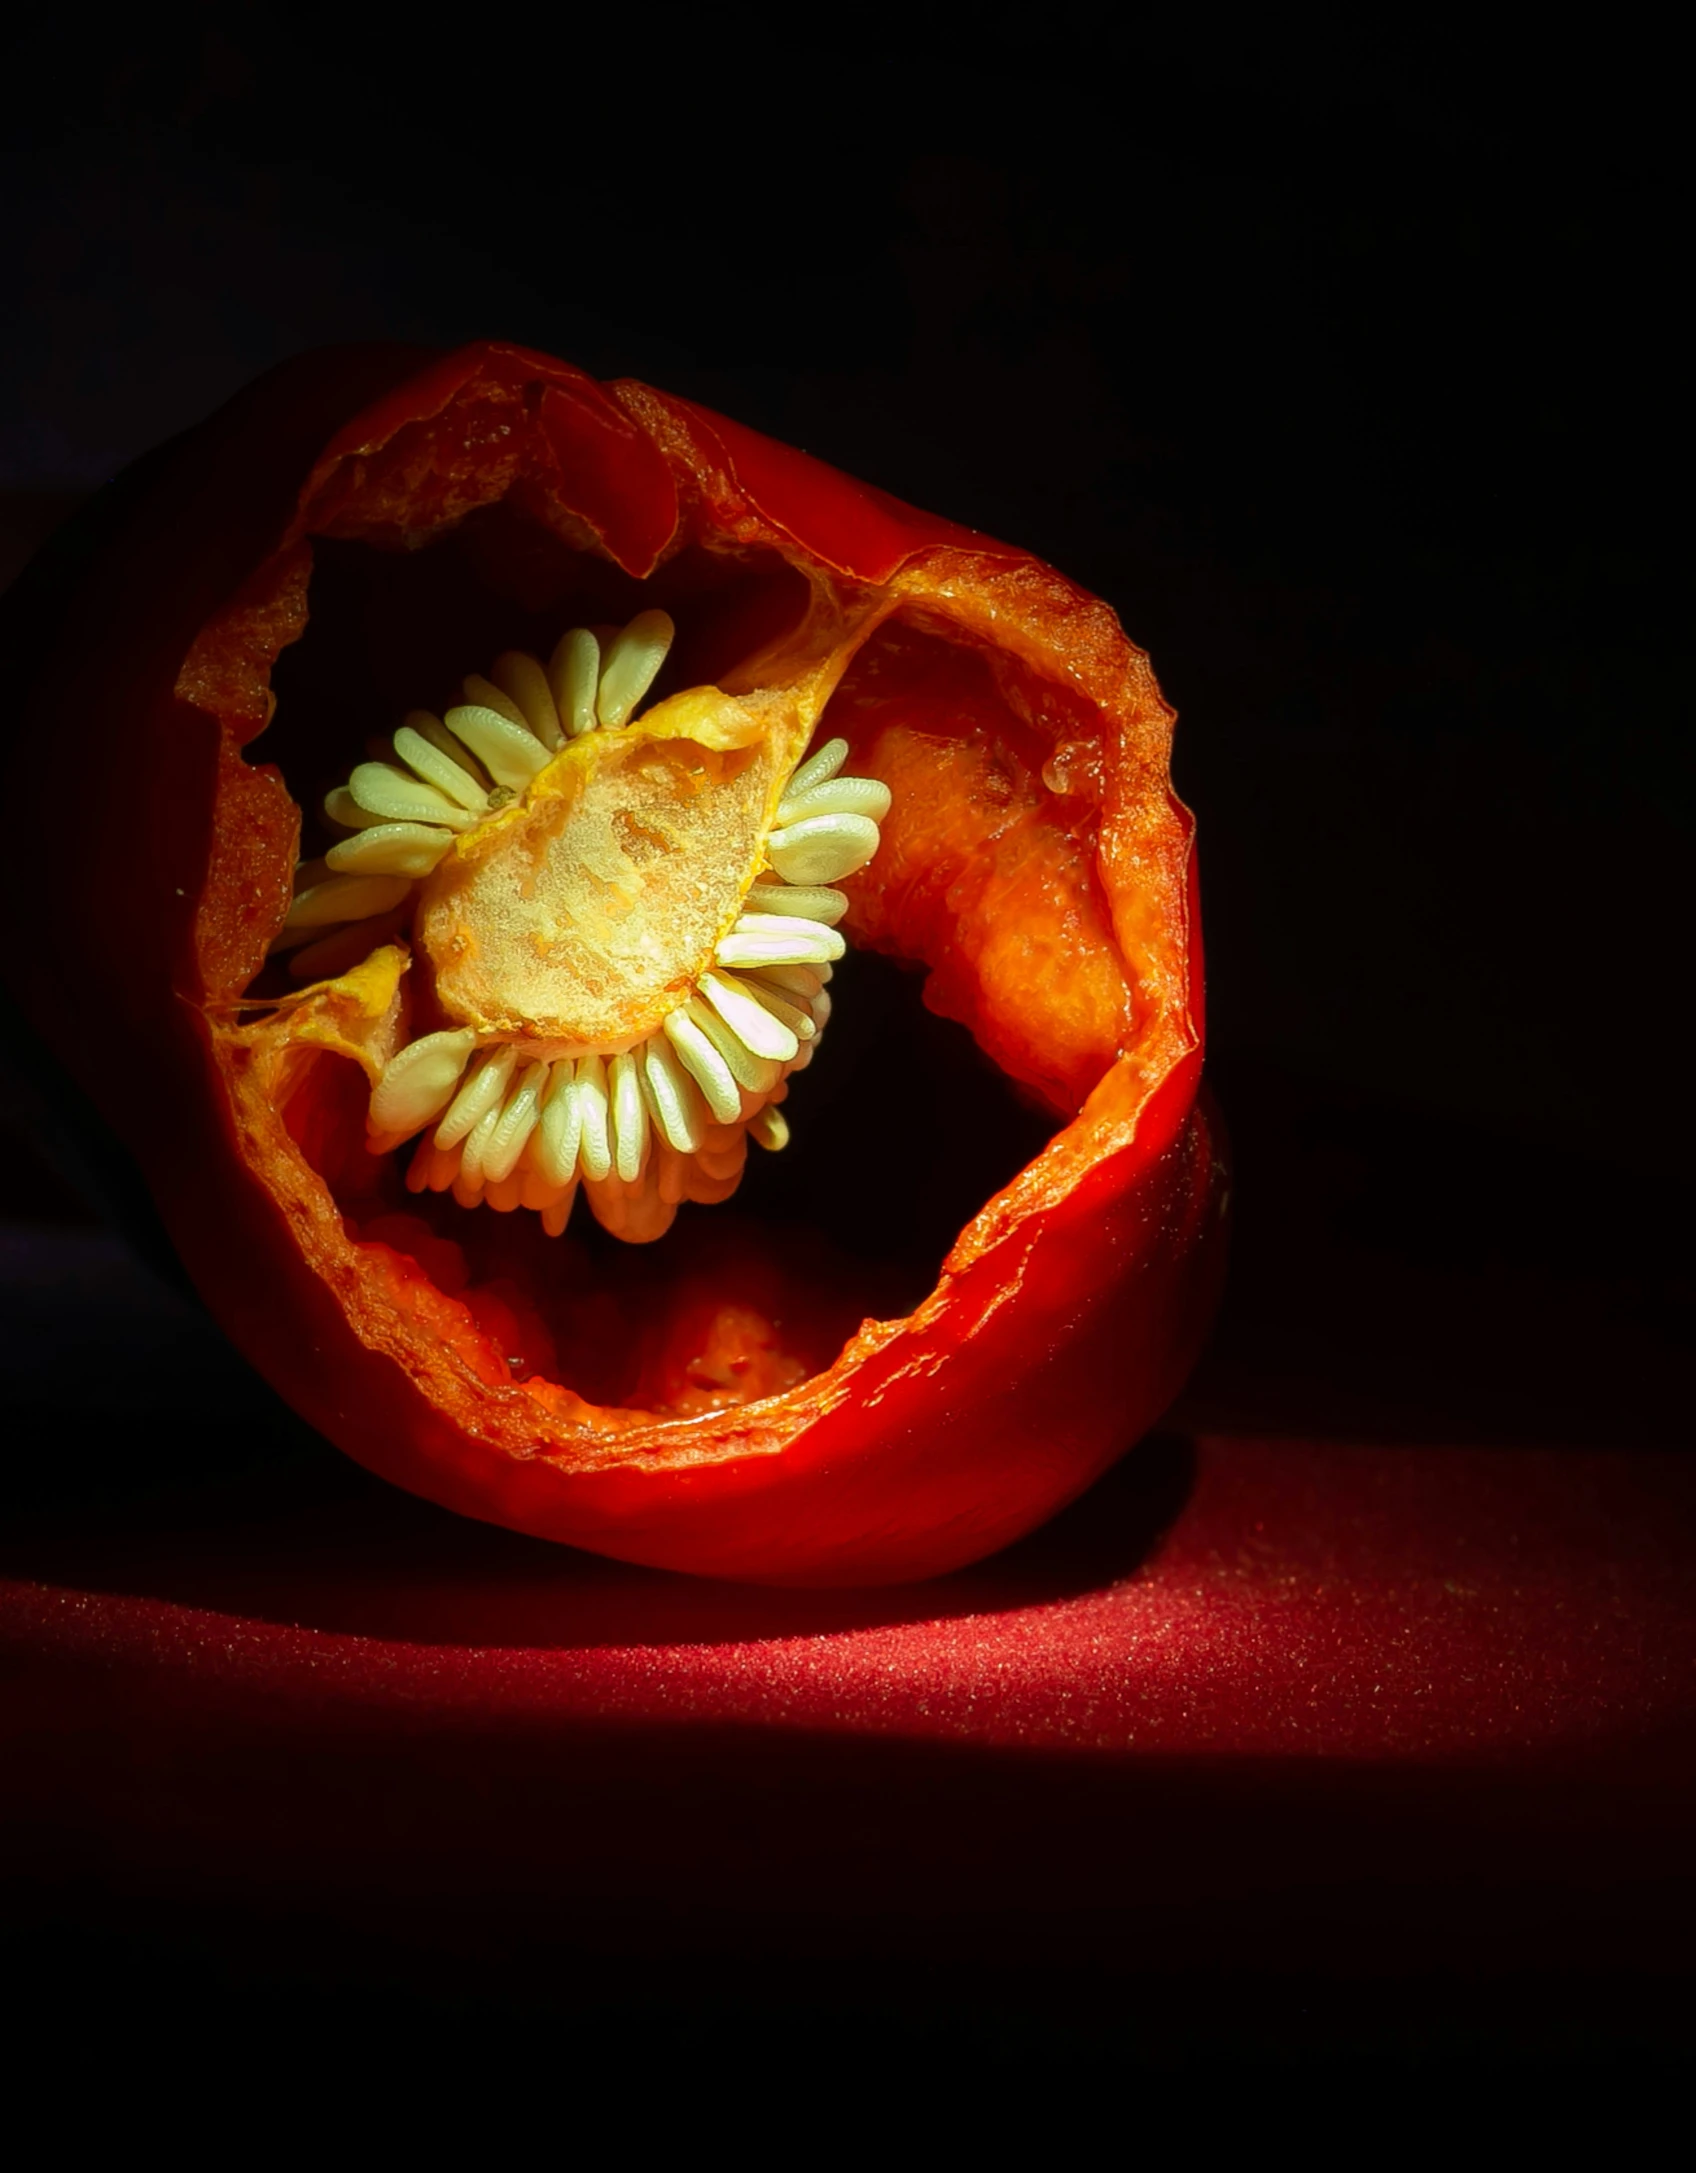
[0,343,1226,1586]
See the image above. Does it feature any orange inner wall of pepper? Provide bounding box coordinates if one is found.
[180,375,1191,1453]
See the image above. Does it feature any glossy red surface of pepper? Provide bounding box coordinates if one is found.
[0,342,1224,1583]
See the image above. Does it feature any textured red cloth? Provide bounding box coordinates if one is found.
[6,1390,1689,1989]
[3,1067,1690,2046]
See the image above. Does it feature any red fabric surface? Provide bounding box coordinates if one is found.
[5,1391,1690,1986]
[8,1433,1688,1769]
[2,1069,1690,2041]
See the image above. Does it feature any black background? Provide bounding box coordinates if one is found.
[3,21,1686,1163]
[1,15,1689,2084]
[2,17,1686,1442]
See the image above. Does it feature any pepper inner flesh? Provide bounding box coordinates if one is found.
[270,605,890,1245]
[238,509,1127,1417]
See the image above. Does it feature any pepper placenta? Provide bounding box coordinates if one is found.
[0,342,1225,1584]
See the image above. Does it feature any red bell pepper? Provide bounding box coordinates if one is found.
[0,341,1224,1584]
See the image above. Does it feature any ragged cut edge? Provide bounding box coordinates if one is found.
[0,341,1220,1583]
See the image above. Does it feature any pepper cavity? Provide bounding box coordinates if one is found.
[269,611,889,1244]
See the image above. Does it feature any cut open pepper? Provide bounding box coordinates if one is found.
[0,342,1226,1584]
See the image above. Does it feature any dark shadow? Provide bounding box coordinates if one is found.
[9,1706,1692,1998]
[0,1214,1195,1640]
[1173,1056,1693,1453]
[4,1049,1688,1654]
